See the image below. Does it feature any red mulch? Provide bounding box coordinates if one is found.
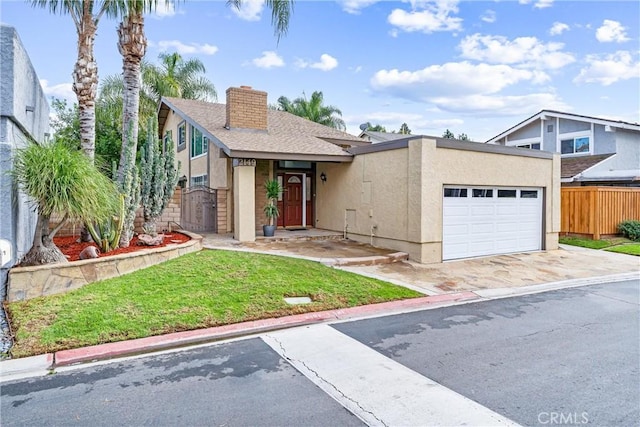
[54,232,191,262]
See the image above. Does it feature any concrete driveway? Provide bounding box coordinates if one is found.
[202,233,638,296]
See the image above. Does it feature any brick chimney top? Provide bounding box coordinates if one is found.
[225,86,268,131]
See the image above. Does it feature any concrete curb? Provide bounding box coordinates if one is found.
[0,353,53,382]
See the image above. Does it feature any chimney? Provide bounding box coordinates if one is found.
[225,86,268,131]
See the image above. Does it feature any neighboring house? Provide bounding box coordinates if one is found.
[0,25,50,294]
[358,130,407,144]
[159,86,560,263]
[487,110,640,186]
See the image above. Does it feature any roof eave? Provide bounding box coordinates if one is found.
[227,150,354,162]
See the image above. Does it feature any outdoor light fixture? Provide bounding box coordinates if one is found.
[178,175,187,189]
[320,172,327,183]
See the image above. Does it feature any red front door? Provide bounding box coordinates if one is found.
[284,174,303,226]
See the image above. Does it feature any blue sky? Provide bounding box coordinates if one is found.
[2,0,639,141]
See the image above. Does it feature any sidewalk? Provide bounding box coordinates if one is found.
[2,240,638,382]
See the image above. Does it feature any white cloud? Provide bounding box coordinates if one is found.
[345,111,464,134]
[596,19,630,43]
[155,40,218,55]
[534,0,553,9]
[574,51,640,86]
[296,54,338,71]
[388,0,463,34]
[431,93,568,116]
[252,51,285,69]
[338,0,380,14]
[39,79,75,103]
[519,0,554,9]
[481,10,496,24]
[230,0,264,21]
[350,65,363,73]
[371,62,548,100]
[150,0,179,19]
[459,34,575,70]
[549,22,569,36]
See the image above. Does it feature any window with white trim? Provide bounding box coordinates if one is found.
[190,174,208,187]
[560,135,590,155]
[516,142,541,150]
[507,137,541,150]
[190,125,208,158]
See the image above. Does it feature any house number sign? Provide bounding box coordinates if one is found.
[233,158,256,167]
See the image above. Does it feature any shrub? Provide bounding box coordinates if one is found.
[618,220,640,241]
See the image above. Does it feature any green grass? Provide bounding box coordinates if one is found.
[6,249,421,358]
[560,236,640,256]
[559,236,613,249]
[605,244,640,256]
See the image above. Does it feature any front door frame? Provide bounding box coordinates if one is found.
[275,162,315,228]
[282,172,306,227]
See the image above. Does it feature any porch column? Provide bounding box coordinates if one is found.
[233,159,256,242]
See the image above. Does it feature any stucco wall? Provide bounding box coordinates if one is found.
[593,124,617,155]
[162,110,189,182]
[585,129,640,176]
[0,25,49,297]
[317,138,560,263]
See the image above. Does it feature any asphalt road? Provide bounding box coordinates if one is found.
[2,280,638,426]
[335,279,640,426]
[0,338,363,426]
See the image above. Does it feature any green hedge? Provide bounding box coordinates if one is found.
[618,220,640,241]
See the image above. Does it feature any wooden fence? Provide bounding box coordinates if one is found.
[561,186,640,239]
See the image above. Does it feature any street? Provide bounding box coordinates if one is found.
[2,279,638,426]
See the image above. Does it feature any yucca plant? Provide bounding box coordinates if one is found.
[11,140,119,265]
[263,179,283,227]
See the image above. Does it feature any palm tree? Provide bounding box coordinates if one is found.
[11,140,119,266]
[30,1,126,162]
[277,91,346,131]
[99,52,217,134]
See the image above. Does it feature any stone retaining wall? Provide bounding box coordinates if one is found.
[7,231,202,302]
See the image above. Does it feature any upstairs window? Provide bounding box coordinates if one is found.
[190,125,208,158]
[561,136,589,155]
[516,142,541,150]
[177,121,186,151]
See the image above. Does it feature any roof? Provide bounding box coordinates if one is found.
[358,130,409,143]
[487,110,640,143]
[561,154,615,179]
[159,97,363,162]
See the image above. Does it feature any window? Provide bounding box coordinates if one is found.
[278,161,312,169]
[190,174,208,187]
[444,188,467,198]
[561,136,589,154]
[190,125,208,158]
[520,190,538,198]
[177,121,186,151]
[498,190,517,198]
[163,130,172,153]
[473,189,493,198]
[516,142,541,150]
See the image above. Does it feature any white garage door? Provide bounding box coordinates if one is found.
[443,186,543,260]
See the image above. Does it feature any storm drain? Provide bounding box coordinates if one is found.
[284,296,312,305]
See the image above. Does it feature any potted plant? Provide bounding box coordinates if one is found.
[263,179,282,237]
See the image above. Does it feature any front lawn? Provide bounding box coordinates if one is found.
[560,236,640,256]
[6,249,421,358]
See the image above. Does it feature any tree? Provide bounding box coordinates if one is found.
[277,91,346,130]
[364,122,387,132]
[399,123,411,135]
[442,129,455,139]
[11,140,118,266]
[99,52,217,136]
[30,1,127,162]
[140,119,180,236]
[457,133,470,141]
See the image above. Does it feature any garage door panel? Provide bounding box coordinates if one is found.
[443,186,542,260]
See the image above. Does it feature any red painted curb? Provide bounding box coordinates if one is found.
[53,291,478,367]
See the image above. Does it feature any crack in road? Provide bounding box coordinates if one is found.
[265,334,388,427]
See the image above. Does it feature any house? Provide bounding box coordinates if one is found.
[159,86,560,263]
[487,110,640,187]
[0,25,50,293]
[358,129,408,144]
